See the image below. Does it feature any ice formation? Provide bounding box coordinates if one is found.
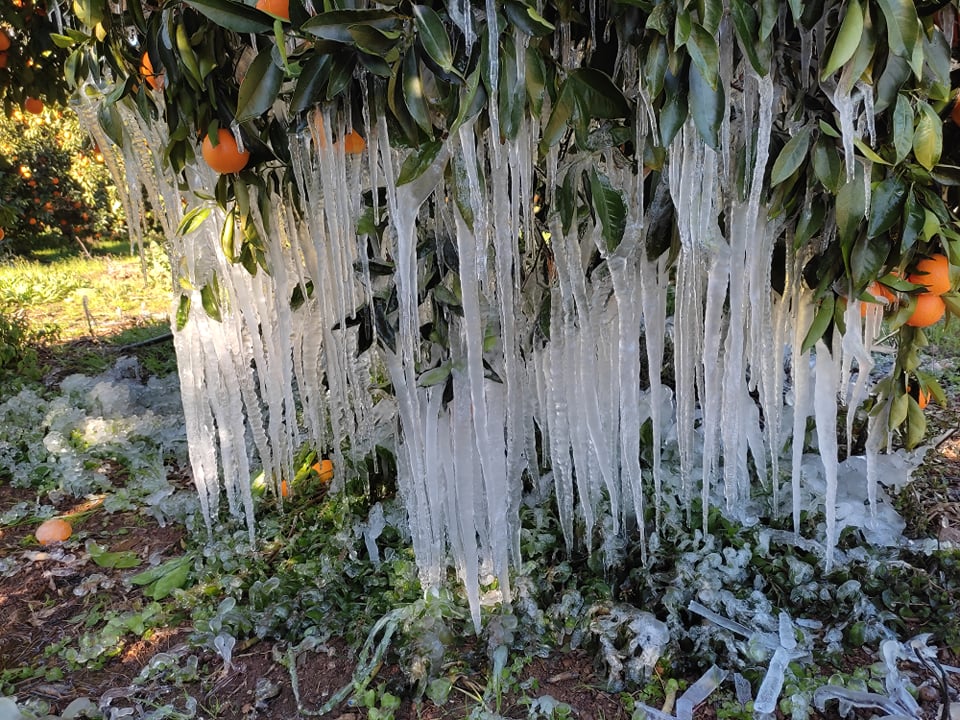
[76,14,908,623]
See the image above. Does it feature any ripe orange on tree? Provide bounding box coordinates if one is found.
[24,97,43,114]
[0,53,8,69]
[140,51,164,91]
[908,253,952,296]
[906,292,946,327]
[0,30,10,52]
[255,0,289,20]
[201,128,250,174]
[312,458,334,482]
[35,518,72,545]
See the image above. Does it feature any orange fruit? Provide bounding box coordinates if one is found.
[0,31,10,52]
[908,253,952,296]
[35,518,72,545]
[256,0,289,19]
[860,281,894,317]
[342,130,366,154]
[201,128,250,174]
[140,51,164,91]
[0,228,5,240]
[0,53,8,69]
[918,388,930,410]
[906,292,946,327]
[24,97,43,114]
[280,479,290,497]
[312,458,334,482]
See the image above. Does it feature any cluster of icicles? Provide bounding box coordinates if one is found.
[77,38,892,630]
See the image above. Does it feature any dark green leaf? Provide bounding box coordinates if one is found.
[145,559,191,599]
[448,150,475,230]
[290,55,330,113]
[541,84,576,151]
[900,189,923,253]
[688,59,723,151]
[413,4,458,76]
[567,69,630,118]
[730,0,767,76]
[402,51,432,133]
[300,9,398,43]
[659,83,688,147]
[589,168,627,252]
[850,235,890,288]
[888,391,909,430]
[397,140,443,185]
[874,54,910,113]
[905,395,926,449]
[770,126,812,186]
[504,0,555,36]
[183,0,273,33]
[235,46,284,122]
[812,139,842,193]
[686,23,719,90]
[326,53,356,99]
[290,280,315,310]
[130,555,190,586]
[835,166,866,247]
[867,177,906,238]
[644,35,669,97]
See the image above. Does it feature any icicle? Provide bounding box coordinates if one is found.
[813,341,840,571]
[789,289,815,533]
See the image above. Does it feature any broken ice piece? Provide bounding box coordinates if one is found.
[778,612,796,650]
[687,600,751,638]
[676,665,727,720]
[754,646,791,715]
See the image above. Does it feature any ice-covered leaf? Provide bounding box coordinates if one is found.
[589,169,627,252]
[770,127,812,186]
[236,45,284,123]
[86,540,141,569]
[176,207,211,236]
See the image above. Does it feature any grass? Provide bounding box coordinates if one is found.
[0,235,175,379]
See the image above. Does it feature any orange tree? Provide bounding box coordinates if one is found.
[23,0,954,440]
[0,104,124,254]
[3,0,960,554]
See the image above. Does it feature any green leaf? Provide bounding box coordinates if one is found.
[892,94,913,164]
[835,166,866,246]
[686,23,719,90]
[290,55,330,114]
[770,127,812,186]
[912,102,941,171]
[802,293,835,354]
[326,53,356,99]
[867,177,907,238]
[854,138,889,165]
[730,0,767,76]
[177,207,211,236]
[874,0,919,60]
[201,277,223,322]
[397,140,443,185]
[820,0,863,80]
[130,555,190,586]
[589,169,627,253]
[145,558,191,600]
[73,0,104,27]
[418,362,452,387]
[182,0,273,33]
[900,189,924,252]
[300,9,398,43]
[888,391,909,430]
[688,59,723,151]
[541,84,576,151]
[290,280,314,310]
[850,235,889,288]
[86,541,141,569]
[503,0,555,36]
[402,51,432,133]
[643,35,669,98]
[874,54,910,113]
[412,4,458,76]
[567,69,631,118]
[812,139,842,193]
[236,46,285,123]
[904,395,926,449]
[659,83,688,147]
[175,294,191,331]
